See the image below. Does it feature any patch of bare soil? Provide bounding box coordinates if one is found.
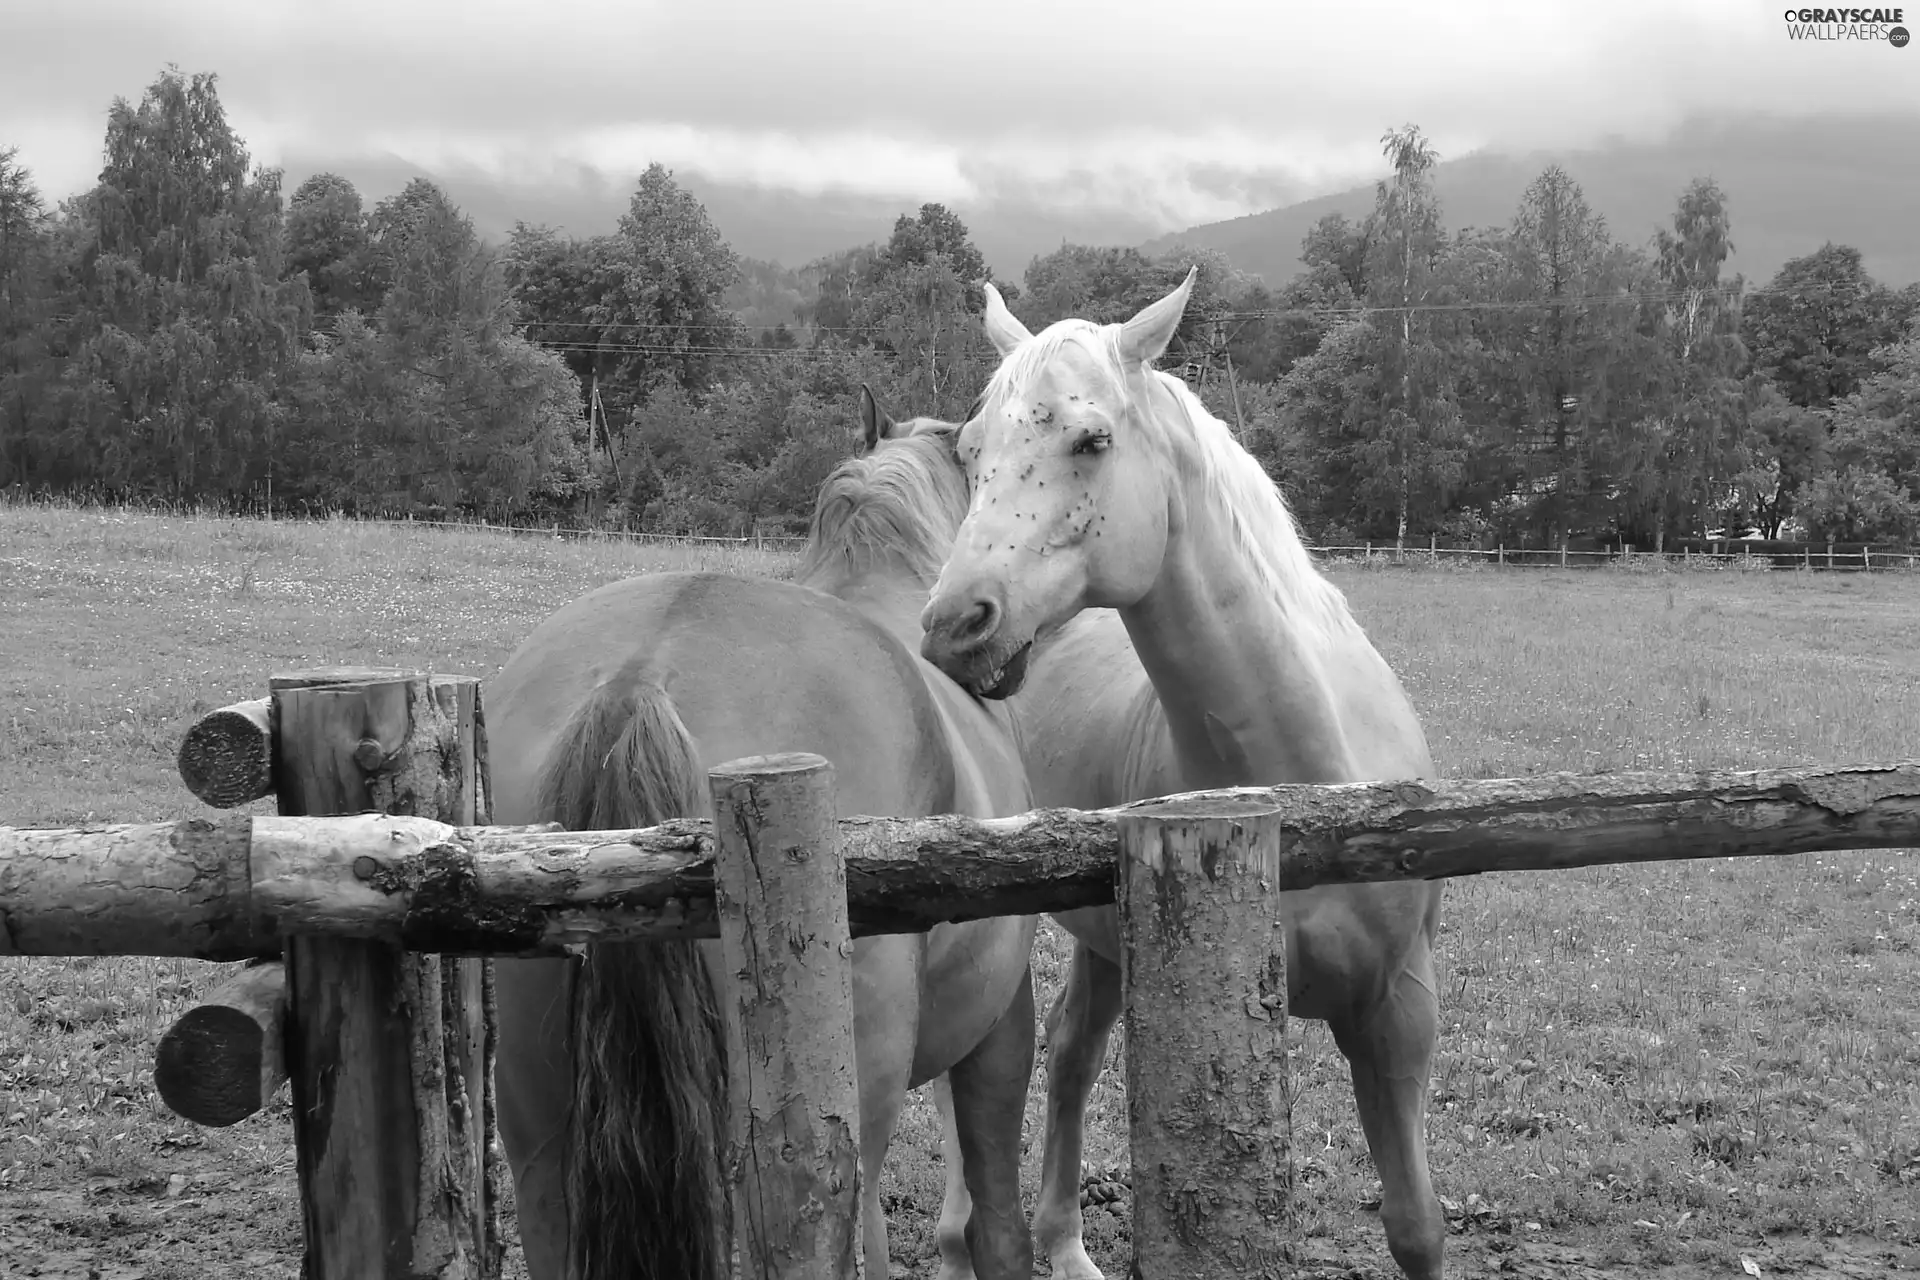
[0,1143,299,1280]
[5,1175,1917,1280]
[0,1159,534,1280]
[1195,1229,1920,1280]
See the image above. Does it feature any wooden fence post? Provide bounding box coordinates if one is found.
[709,753,862,1279]
[273,669,500,1280]
[1118,796,1291,1277]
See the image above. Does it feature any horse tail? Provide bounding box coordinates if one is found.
[535,673,729,1280]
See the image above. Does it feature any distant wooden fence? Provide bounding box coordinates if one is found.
[383,519,1920,571]
[318,517,1920,570]
[13,493,1915,569]
[4,668,1919,1277]
[384,515,808,551]
[1314,537,1920,571]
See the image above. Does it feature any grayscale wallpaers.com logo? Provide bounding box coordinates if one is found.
[1782,6,1909,42]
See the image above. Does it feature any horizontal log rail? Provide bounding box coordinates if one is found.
[4,762,1918,960]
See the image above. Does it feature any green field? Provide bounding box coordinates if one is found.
[3,504,1918,1280]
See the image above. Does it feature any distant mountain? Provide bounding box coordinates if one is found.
[273,148,1174,282]
[1141,112,1920,290]
[276,110,1920,304]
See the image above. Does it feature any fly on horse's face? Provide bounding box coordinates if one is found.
[921,270,1196,700]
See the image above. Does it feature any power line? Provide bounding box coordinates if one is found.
[506,284,1751,338]
[503,287,1761,361]
[43,278,1858,365]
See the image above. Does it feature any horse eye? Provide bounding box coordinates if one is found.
[1071,433,1108,456]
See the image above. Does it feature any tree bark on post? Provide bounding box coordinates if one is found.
[272,668,500,1280]
[1118,796,1290,1278]
[709,753,862,1280]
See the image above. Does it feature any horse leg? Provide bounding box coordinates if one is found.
[1329,945,1446,1280]
[853,934,920,1280]
[1030,940,1122,1280]
[493,956,575,1280]
[933,1075,979,1280]
[946,964,1037,1280]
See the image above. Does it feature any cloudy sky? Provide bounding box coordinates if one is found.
[6,0,1917,235]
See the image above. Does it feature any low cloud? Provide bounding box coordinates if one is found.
[7,0,1916,237]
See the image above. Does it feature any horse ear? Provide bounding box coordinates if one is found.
[1118,266,1197,366]
[859,383,896,451]
[981,281,1034,358]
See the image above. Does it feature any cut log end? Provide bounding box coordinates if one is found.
[155,1005,271,1125]
[709,751,834,783]
[176,700,275,809]
[154,961,287,1127]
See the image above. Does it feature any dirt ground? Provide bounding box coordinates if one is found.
[6,1156,1920,1280]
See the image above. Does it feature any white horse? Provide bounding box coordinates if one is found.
[920,272,1450,1279]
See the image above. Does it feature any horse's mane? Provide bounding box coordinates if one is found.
[980,320,1351,638]
[798,417,969,589]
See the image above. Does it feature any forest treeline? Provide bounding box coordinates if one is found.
[2,68,1917,547]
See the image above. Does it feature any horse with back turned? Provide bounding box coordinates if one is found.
[485,391,1042,1280]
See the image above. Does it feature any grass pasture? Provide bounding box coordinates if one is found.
[2,503,1917,1280]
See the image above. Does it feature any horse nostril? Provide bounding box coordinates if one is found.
[955,598,1000,646]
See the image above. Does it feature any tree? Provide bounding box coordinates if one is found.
[1427,224,1533,533]
[1363,124,1464,547]
[614,163,747,388]
[1824,329,1920,500]
[360,176,450,307]
[293,186,587,516]
[1743,243,1907,410]
[507,166,744,421]
[285,173,372,317]
[1734,377,1829,538]
[503,221,620,388]
[794,206,1017,424]
[1487,165,1652,543]
[880,204,988,295]
[503,165,747,509]
[727,257,810,336]
[1301,213,1372,301]
[1793,467,1919,543]
[824,206,1007,421]
[52,66,310,503]
[0,146,52,487]
[795,245,880,334]
[1272,319,1380,537]
[1248,215,1370,383]
[1015,243,1251,398]
[1613,178,1752,548]
[1020,244,1161,326]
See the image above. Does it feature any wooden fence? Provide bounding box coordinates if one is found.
[1314,538,1920,571]
[3,668,1919,1277]
[14,493,1918,569]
